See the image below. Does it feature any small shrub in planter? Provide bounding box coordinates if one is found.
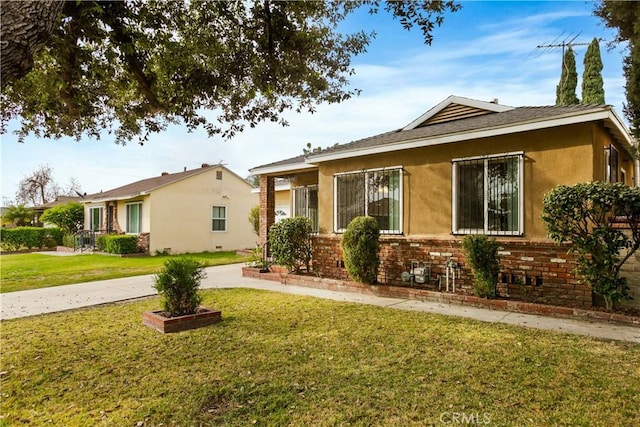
[153,258,205,317]
[461,235,500,298]
[268,217,313,273]
[341,216,380,284]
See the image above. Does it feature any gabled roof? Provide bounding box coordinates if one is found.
[250,96,634,175]
[83,164,229,203]
[402,95,514,130]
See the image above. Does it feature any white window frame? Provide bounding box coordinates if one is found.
[211,205,227,232]
[451,152,524,236]
[89,206,104,232]
[126,202,142,234]
[333,166,403,234]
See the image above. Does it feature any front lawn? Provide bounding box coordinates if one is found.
[1,289,638,426]
[0,251,249,293]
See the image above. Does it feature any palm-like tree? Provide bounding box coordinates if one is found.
[2,205,34,226]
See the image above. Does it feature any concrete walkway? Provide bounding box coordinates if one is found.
[1,263,639,343]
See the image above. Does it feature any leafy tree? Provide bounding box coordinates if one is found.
[40,202,84,234]
[1,205,34,227]
[542,182,640,310]
[341,216,380,284]
[269,216,313,273]
[555,45,579,105]
[595,1,640,138]
[581,38,605,105]
[1,1,460,144]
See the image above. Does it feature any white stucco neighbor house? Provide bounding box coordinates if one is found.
[81,164,258,254]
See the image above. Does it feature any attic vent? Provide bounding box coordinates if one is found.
[216,170,223,180]
[161,172,169,176]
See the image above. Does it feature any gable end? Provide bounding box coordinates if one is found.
[416,103,495,127]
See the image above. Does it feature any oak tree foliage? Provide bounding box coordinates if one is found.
[1,0,460,145]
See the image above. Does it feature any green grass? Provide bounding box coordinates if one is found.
[1,289,638,426]
[0,251,249,293]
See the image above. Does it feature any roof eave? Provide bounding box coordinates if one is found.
[249,162,318,176]
[307,108,628,163]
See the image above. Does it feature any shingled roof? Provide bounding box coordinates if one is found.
[250,96,633,175]
[83,164,219,202]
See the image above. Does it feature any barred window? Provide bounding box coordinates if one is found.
[293,186,318,232]
[605,144,619,183]
[334,167,402,234]
[452,153,522,235]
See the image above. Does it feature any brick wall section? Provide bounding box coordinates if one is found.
[258,176,275,251]
[312,235,592,309]
[138,232,150,254]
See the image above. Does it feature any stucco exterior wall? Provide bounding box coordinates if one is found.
[316,123,600,240]
[149,167,258,254]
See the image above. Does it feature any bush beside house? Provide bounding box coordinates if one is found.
[0,227,63,251]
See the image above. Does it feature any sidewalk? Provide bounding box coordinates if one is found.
[1,263,639,343]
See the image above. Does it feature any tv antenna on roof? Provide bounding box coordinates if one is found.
[534,31,592,62]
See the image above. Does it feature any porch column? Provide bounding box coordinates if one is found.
[259,175,275,252]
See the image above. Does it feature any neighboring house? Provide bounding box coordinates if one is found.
[250,95,637,309]
[33,196,84,227]
[81,164,257,254]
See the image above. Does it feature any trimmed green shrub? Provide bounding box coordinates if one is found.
[461,235,500,298]
[0,227,62,250]
[62,233,75,248]
[40,202,84,234]
[153,257,205,317]
[95,234,108,251]
[45,228,64,246]
[268,217,313,273]
[341,216,380,284]
[103,235,139,254]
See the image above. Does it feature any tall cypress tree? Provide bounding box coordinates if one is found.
[556,45,579,105]
[582,38,605,104]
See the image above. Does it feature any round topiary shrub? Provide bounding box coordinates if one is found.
[153,257,205,317]
[341,216,380,284]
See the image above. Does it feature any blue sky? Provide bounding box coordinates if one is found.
[0,1,628,204]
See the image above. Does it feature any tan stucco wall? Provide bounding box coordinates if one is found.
[591,122,635,185]
[314,123,607,240]
[149,167,258,254]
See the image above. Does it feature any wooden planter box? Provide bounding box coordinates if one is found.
[142,308,222,333]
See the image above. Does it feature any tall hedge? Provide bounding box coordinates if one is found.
[0,227,63,251]
[341,216,380,284]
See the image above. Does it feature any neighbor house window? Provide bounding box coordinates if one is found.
[452,153,523,235]
[126,202,142,234]
[293,185,318,232]
[605,144,619,183]
[89,207,104,232]
[334,167,402,234]
[211,205,227,231]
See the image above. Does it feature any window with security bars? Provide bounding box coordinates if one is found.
[334,168,402,234]
[293,186,318,232]
[452,154,522,235]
